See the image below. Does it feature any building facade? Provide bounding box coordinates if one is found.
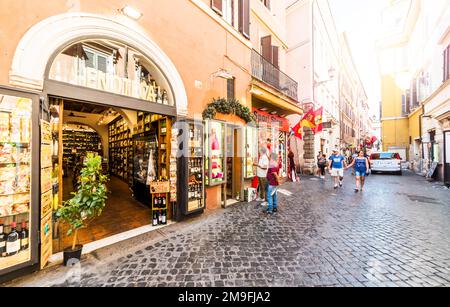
[0,0,306,281]
[286,0,371,173]
[377,0,450,184]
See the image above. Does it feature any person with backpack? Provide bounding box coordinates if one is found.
[265,153,281,215]
[346,150,370,192]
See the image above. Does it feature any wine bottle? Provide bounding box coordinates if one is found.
[0,224,5,257]
[6,222,20,257]
[152,213,158,226]
[162,196,166,208]
[158,211,163,224]
[162,210,167,225]
[20,221,29,251]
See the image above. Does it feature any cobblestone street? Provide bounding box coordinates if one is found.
[8,171,450,287]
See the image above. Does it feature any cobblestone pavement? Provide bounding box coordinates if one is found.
[8,171,450,287]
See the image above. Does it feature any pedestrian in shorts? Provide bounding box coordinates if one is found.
[328,149,347,189]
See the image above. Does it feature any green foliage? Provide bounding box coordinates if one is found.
[202,98,256,124]
[57,153,109,238]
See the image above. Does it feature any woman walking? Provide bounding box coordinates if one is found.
[265,153,281,214]
[346,150,370,192]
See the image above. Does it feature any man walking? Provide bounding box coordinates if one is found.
[255,147,269,203]
[329,149,347,189]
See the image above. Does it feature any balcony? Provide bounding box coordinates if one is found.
[251,49,298,101]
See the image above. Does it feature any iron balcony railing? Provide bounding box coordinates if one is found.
[251,49,298,101]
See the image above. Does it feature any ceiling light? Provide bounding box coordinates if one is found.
[259,108,269,112]
[121,5,143,20]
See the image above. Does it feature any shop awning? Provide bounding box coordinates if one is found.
[250,83,304,116]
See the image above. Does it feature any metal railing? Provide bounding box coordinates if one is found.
[251,49,298,101]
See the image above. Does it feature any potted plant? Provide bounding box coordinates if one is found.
[57,153,109,266]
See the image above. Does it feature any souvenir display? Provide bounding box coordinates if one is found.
[205,121,225,185]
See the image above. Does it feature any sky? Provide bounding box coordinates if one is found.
[329,0,390,118]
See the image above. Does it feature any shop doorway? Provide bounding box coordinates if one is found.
[49,98,173,254]
[224,125,243,205]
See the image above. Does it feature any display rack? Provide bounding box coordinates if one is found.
[108,117,132,184]
[177,121,205,217]
[62,128,102,173]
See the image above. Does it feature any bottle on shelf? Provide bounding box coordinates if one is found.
[152,212,158,226]
[6,222,20,257]
[158,210,163,224]
[0,224,5,257]
[20,221,29,251]
[162,210,167,225]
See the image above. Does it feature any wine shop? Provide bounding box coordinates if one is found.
[0,16,205,281]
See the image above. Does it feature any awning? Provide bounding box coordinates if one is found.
[250,83,303,116]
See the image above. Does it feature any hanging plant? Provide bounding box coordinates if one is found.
[202,97,255,124]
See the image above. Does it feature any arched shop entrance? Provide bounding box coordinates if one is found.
[0,14,194,279]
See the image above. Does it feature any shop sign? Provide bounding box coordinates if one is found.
[252,108,290,132]
[150,181,170,194]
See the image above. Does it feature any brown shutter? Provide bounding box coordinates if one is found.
[261,36,272,62]
[239,0,250,39]
[272,46,279,68]
[212,0,223,15]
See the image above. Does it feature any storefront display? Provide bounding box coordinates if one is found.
[177,121,205,216]
[245,127,258,179]
[0,94,33,272]
[205,121,225,186]
[109,117,132,183]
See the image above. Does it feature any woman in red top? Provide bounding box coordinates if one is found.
[266,153,281,214]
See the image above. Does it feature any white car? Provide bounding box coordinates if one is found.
[370,152,402,175]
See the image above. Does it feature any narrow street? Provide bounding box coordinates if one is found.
[7,171,450,287]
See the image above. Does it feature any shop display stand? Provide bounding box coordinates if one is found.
[177,121,205,217]
[108,117,132,184]
[151,192,169,226]
[62,129,102,175]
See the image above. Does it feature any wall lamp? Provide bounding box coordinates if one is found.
[121,5,143,20]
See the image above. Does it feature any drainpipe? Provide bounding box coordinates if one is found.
[419,105,424,173]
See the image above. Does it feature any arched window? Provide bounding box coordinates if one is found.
[49,39,174,106]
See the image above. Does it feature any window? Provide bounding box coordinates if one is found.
[83,47,111,74]
[212,0,250,39]
[444,44,450,82]
[222,0,234,25]
[227,78,235,99]
[260,0,270,10]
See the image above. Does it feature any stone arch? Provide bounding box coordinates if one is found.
[10,12,187,117]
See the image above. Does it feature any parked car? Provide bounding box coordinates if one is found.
[370,152,402,175]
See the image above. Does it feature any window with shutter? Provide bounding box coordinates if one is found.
[227,78,236,100]
[212,0,223,15]
[272,46,279,69]
[261,36,272,62]
[238,0,250,39]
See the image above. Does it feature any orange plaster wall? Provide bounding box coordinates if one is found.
[0,0,253,208]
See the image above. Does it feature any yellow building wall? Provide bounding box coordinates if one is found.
[381,75,404,118]
[408,108,422,141]
[382,118,410,152]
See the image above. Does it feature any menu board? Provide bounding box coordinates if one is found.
[41,167,52,193]
[40,119,53,269]
[41,189,52,218]
[150,181,170,194]
[41,144,52,168]
[169,128,178,202]
[40,120,52,145]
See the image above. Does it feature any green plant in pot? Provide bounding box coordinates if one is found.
[57,153,109,266]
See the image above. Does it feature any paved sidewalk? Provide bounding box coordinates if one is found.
[5,171,450,287]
